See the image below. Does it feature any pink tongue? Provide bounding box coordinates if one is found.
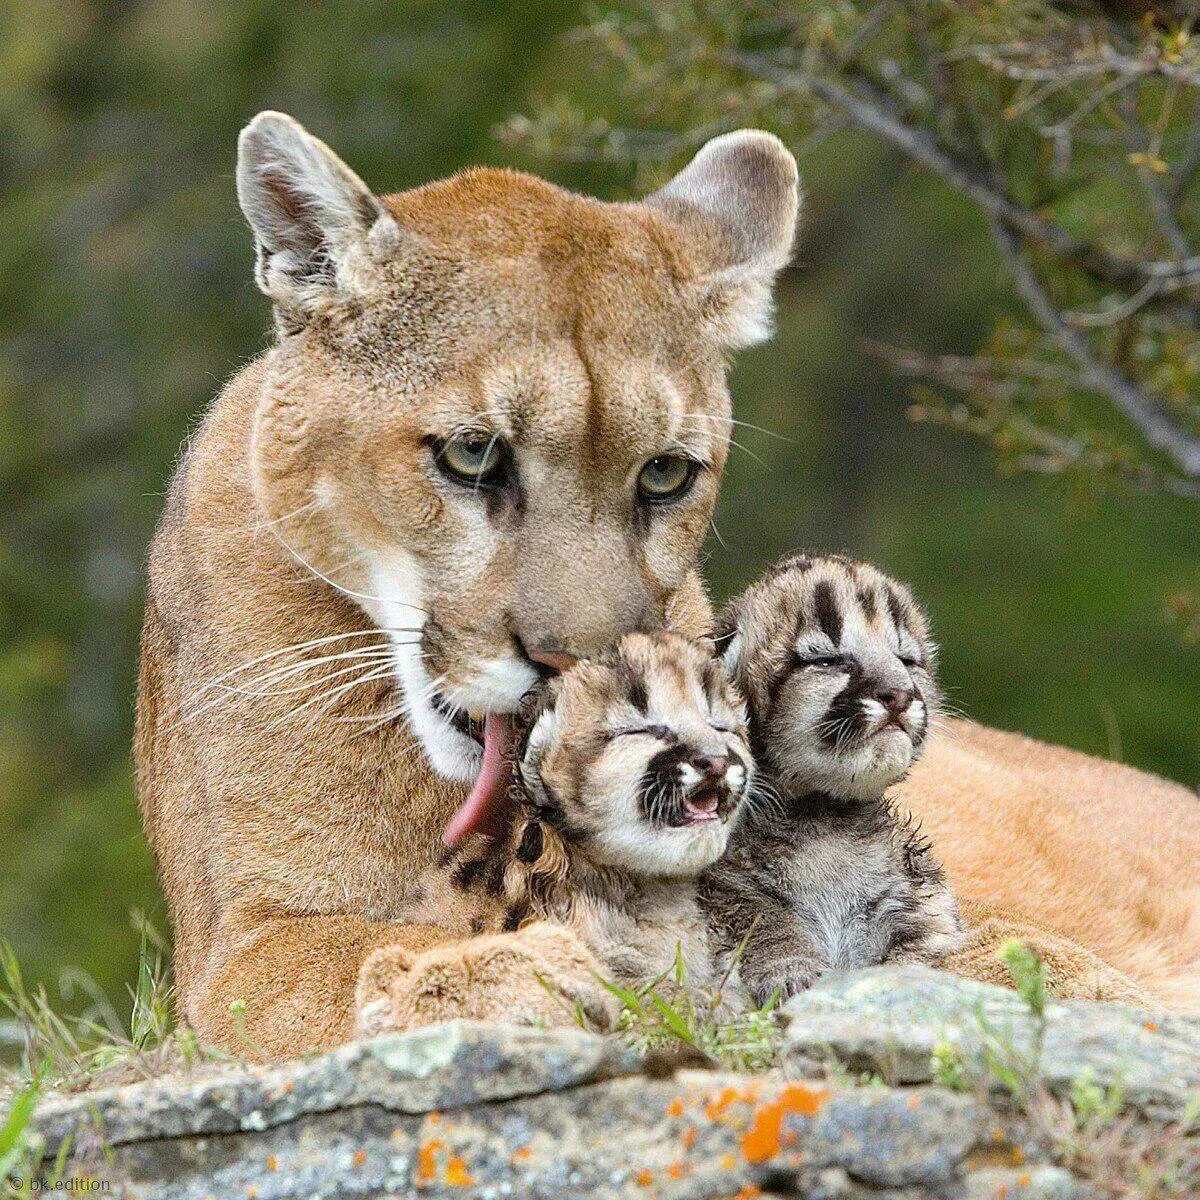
[442,713,514,846]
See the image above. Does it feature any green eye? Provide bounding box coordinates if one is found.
[437,436,504,484]
[637,454,698,503]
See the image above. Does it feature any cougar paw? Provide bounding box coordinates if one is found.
[355,943,419,1037]
[354,922,616,1036]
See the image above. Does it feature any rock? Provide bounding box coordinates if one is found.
[14,969,1198,1197]
[781,967,1200,1121]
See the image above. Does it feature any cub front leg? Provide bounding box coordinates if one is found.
[355,922,617,1036]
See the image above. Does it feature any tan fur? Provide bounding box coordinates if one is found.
[137,119,796,1059]
[894,722,1200,1013]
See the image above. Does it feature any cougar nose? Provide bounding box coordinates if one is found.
[875,687,914,716]
[516,636,578,678]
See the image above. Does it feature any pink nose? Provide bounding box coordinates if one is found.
[875,688,914,716]
[691,754,730,780]
[528,648,578,674]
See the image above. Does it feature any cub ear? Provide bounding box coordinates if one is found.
[236,111,400,324]
[647,130,800,349]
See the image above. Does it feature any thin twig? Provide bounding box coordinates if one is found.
[990,219,1200,477]
[726,50,1200,291]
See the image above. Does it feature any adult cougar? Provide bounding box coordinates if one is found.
[137,113,1199,1060]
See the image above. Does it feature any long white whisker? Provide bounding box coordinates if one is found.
[249,495,324,534]
[187,628,422,703]
[681,411,795,444]
[269,664,397,730]
[183,643,410,721]
[269,529,428,616]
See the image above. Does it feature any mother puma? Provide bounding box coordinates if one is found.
[137,113,1200,1059]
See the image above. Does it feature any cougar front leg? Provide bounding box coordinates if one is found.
[356,922,618,1036]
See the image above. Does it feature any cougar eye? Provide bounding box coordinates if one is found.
[435,436,505,486]
[794,652,845,670]
[637,454,698,503]
[899,654,924,669]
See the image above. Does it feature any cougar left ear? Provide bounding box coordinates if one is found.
[236,111,401,326]
[646,130,800,348]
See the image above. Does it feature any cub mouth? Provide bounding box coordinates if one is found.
[677,784,723,826]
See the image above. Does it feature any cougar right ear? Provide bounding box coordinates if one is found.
[236,111,401,325]
[646,130,799,349]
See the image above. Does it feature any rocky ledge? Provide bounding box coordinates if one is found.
[19,968,1200,1198]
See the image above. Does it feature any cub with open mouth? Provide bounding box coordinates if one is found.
[402,631,753,992]
[703,554,965,1005]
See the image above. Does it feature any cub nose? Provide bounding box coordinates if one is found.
[874,687,914,716]
[691,753,730,780]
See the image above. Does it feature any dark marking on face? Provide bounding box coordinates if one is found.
[501,904,525,932]
[483,856,507,897]
[812,580,844,646]
[857,586,878,622]
[886,586,907,632]
[627,669,650,716]
[452,858,485,890]
[516,820,544,864]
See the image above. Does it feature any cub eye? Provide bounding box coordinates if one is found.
[637,454,698,503]
[794,652,845,670]
[435,436,505,485]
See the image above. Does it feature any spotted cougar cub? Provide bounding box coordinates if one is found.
[703,554,963,1004]
[403,632,753,991]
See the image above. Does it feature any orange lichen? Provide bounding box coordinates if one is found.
[1017,1173,1032,1188]
[667,1097,685,1117]
[720,1154,737,1170]
[353,1150,368,1168]
[445,1155,474,1187]
[282,1081,294,1094]
[704,1083,758,1122]
[247,1189,258,1199]
[1010,1145,1026,1165]
[681,1124,697,1151]
[741,1083,828,1164]
[416,1138,445,1188]
[1144,1021,1159,1033]
[265,1155,277,1172]
[510,1146,533,1165]
[665,1160,690,1179]
[635,1167,654,1187]
[907,1094,922,1109]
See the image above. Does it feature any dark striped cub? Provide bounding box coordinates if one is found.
[402,632,754,990]
[703,554,964,1005]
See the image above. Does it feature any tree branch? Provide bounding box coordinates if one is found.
[990,219,1200,478]
[726,50,1200,292]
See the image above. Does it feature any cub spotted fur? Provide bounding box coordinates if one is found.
[403,632,752,991]
[703,555,963,1003]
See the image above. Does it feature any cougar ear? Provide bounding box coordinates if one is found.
[236,111,400,324]
[647,130,800,348]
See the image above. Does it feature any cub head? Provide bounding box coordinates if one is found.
[719,555,939,801]
[518,633,753,877]
[235,111,798,828]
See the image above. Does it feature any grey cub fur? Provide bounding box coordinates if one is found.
[702,554,964,1004]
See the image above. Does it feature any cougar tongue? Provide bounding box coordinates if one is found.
[442,712,514,846]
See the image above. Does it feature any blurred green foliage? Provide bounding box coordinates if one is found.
[0,1,1195,1013]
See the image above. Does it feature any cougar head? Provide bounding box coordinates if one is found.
[236,111,798,838]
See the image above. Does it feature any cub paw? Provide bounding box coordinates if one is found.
[354,922,616,1036]
[744,957,824,1007]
